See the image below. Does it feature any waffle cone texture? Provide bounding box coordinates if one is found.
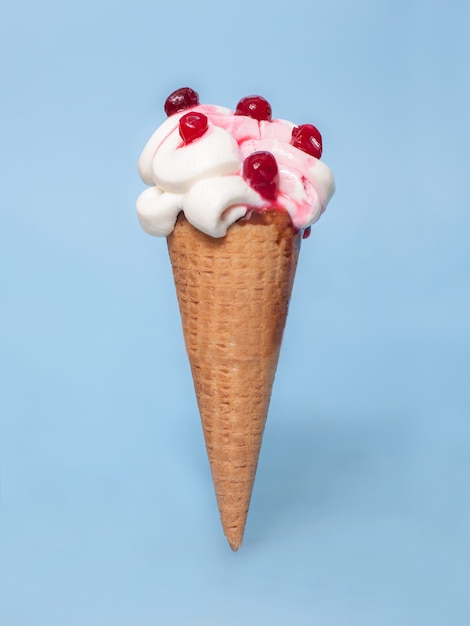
[167,211,301,550]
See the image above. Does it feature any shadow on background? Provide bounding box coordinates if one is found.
[248,409,412,547]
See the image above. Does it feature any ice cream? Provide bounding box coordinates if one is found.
[137,88,335,550]
[137,90,334,238]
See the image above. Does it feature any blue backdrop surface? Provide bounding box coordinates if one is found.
[1,1,469,624]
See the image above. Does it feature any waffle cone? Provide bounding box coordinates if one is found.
[167,210,301,550]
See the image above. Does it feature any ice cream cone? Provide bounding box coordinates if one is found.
[167,210,301,550]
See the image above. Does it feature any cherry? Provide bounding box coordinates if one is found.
[291,124,323,159]
[164,87,199,116]
[243,151,278,201]
[235,95,272,121]
[179,112,208,145]
[302,226,311,239]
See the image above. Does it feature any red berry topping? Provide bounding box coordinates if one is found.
[164,87,199,116]
[243,151,279,201]
[291,124,323,159]
[179,112,208,145]
[235,95,272,121]
[302,226,311,239]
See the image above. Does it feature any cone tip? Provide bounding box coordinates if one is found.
[225,528,244,551]
[228,538,242,552]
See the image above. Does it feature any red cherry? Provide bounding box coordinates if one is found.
[291,124,323,159]
[164,87,199,116]
[302,226,311,239]
[243,151,278,201]
[235,95,272,121]
[179,112,208,145]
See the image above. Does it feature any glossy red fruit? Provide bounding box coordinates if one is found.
[291,124,323,159]
[302,226,311,239]
[179,112,208,145]
[235,95,272,121]
[243,151,278,201]
[164,87,199,116]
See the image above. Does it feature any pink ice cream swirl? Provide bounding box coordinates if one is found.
[137,88,335,238]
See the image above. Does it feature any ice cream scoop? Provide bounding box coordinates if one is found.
[137,89,334,238]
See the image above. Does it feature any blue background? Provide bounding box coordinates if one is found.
[1,0,469,624]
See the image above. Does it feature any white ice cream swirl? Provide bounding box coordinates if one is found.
[137,101,335,238]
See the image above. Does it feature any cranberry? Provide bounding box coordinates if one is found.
[179,112,208,145]
[291,124,323,159]
[235,95,272,121]
[243,151,278,201]
[302,226,311,239]
[164,87,199,116]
